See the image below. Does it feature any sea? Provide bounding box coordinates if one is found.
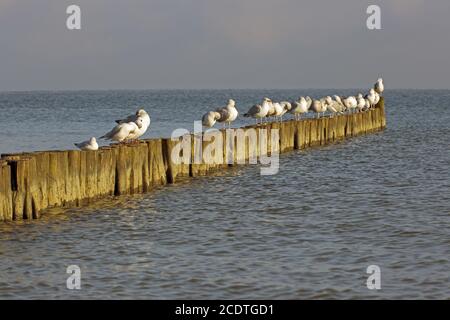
[0,89,449,299]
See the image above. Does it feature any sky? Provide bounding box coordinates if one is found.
[1,0,449,90]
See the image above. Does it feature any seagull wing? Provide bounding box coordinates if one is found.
[115,114,137,124]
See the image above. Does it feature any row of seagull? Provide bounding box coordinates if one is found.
[75,109,151,151]
[202,78,384,127]
[75,78,384,151]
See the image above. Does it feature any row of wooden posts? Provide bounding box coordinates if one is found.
[0,98,386,222]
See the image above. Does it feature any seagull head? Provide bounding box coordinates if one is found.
[213,111,222,120]
[228,99,236,107]
[135,109,148,117]
[135,117,144,129]
[90,137,97,144]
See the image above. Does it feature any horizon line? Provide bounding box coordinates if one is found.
[1,87,450,93]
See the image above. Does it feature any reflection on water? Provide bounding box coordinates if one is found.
[0,90,449,299]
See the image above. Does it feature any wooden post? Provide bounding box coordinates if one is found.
[190,133,204,176]
[0,161,13,221]
[162,136,190,184]
[145,139,167,187]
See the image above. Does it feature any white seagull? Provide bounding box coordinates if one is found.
[272,102,284,122]
[325,96,338,117]
[74,137,98,151]
[311,99,323,119]
[364,98,371,111]
[244,98,272,124]
[365,89,377,108]
[244,104,264,124]
[100,118,144,143]
[202,111,222,128]
[343,96,358,113]
[356,94,366,113]
[115,109,151,140]
[265,99,276,121]
[305,96,313,110]
[290,97,309,120]
[374,78,384,95]
[279,102,292,122]
[216,99,238,128]
[373,91,381,106]
[333,95,344,107]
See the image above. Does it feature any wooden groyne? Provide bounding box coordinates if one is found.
[0,98,386,222]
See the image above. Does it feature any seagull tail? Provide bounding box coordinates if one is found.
[244,113,250,117]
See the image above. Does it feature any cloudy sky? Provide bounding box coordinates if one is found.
[1,0,449,90]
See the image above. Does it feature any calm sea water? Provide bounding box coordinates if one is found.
[0,90,449,299]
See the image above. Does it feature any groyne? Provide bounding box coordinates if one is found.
[0,98,386,222]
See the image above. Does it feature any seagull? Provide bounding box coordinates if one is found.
[279,102,292,122]
[261,97,272,123]
[280,101,292,111]
[202,111,222,128]
[100,118,144,143]
[290,97,309,120]
[216,99,238,128]
[356,94,366,113]
[329,96,345,114]
[333,95,344,107]
[365,89,377,108]
[374,78,384,95]
[115,109,151,140]
[311,99,323,119]
[305,96,313,111]
[244,104,264,124]
[325,96,338,117]
[320,97,329,117]
[364,98,371,111]
[343,96,358,113]
[244,98,272,124]
[116,109,150,126]
[373,91,381,106]
[74,137,98,151]
[272,102,284,122]
[265,99,276,121]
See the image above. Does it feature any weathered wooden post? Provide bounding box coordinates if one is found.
[162,136,190,184]
[0,161,13,221]
[145,139,166,187]
[96,147,116,197]
[114,145,131,195]
[190,133,205,176]
[280,120,296,152]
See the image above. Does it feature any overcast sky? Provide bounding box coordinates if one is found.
[1,0,449,90]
